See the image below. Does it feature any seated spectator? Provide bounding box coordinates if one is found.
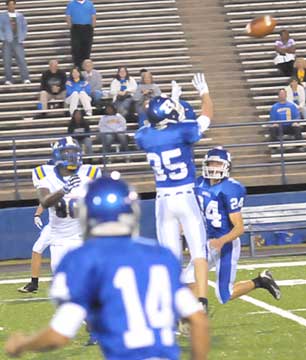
[269,88,302,142]
[97,103,128,153]
[38,59,66,114]
[82,59,103,104]
[274,30,296,77]
[293,57,306,86]
[110,66,137,118]
[133,70,161,120]
[285,77,306,119]
[65,67,92,116]
[67,109,93,155]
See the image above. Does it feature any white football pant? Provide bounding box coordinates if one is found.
[155,185,207,261]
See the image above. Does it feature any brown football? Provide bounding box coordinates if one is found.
[245,15,277,38]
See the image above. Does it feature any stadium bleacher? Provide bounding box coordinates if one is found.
[1,0,306,201]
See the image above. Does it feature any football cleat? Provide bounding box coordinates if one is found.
[259,269,281,300]
[177,319,190,337]
[84,335,98,346]
[18,282,38,293]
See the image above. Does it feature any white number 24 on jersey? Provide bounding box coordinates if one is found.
[114,265,175,349]
[147,148,188,181]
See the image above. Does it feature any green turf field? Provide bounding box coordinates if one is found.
[1,255,306,360]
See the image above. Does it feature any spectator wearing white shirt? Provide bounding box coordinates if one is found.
[110,66,137,118]
[285,77,306,119]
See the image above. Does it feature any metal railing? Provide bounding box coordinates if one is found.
[1,120,306,200]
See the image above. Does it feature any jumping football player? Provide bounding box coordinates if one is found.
[5,176,210,360]
[135,73,213,312]
[184,147,281,303]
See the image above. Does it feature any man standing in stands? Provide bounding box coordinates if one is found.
[66,0,96,68]
[0,0,30,85]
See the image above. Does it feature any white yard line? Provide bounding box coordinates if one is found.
[0,297,50,304]
[209,280,306,328]
[248,308,306,315]
[276,279,306,286]
[237,261,306,270]
[0,277,52,285]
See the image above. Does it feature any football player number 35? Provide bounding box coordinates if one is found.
[147,149,187,181]
[114,265,175,349]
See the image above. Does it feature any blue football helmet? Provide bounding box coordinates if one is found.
[52,136,82,171]
[180,100,197,120]
[80,175,139,237]
[203,147,231,179]
[147,95,184,126]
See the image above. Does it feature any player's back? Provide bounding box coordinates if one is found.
[55,236,183,360]
[135,121,202,188]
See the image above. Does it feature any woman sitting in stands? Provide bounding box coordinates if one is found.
[293,57,306,87]
[65,67,92,116]
[67,109,93,155]
[110,66,137,118]
[133,70,161,127]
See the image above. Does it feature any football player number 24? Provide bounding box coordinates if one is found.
[114,265,175,348]
[147,149,188,181]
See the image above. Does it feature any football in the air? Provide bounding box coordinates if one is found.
[245,15,277,38]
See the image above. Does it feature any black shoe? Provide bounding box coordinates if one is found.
[84,336,98,346]
[18,282,38,293]
[259,270,281,300]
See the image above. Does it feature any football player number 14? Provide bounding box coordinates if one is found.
[147,149,188,181]
[114,265,175,348]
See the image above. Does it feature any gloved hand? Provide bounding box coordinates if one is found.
[62,175,81,194]
[192,73,209,96]
[171,80,182,103]
[34,215,43,230]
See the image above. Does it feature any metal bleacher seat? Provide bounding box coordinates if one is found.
[0,0,213,198]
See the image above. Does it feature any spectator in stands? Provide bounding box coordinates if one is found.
[110,66,137,118]
[38,60,67,114]
[269,88,302,142]
[67,109,93,155]
[98,103,128,153]
[134,70,161,120]
[82,59,103,104]
[0,0,30,85]
[274,30,296,77]
[66,0,96,68]
[285,77,306,119]
[65,67,92,116]
[293,57,306,86]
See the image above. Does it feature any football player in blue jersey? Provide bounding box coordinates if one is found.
[5,176,209,360]
[135,73,213,312]
[184,147,281,304]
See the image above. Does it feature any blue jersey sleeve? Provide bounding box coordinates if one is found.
[180,121,202,144]
[222,179,246,214]
[51,249,99,312]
